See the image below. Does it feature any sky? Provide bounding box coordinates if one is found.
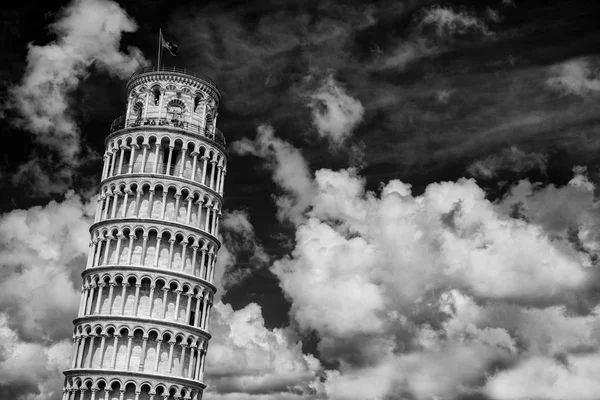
[1,0,600,399]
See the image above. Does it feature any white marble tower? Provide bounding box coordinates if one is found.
[62,66,227,400]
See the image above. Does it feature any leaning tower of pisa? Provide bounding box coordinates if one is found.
[62,66,227,400]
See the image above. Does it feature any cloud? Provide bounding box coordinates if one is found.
[415,5,492,38]
[0,191,94,398]
[0,314,71,399]
[378,5,491,70]
[305,75,365,149]
[547,58,600,96]
[204,302,321,399]
[236,126,600,399]
[231,124,315,224]
[5,0,147,161]
[466,146,547,179]
[485,353,600,400]
[218,209,270,290]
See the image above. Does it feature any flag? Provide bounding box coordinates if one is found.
[160,32,178,56]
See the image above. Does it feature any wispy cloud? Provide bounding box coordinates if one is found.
[547,57,600,96]
[305,74,365,149]
[3,0,147,190]
[467,146,547,179]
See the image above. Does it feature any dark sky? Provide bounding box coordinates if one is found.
[1,0,600,399]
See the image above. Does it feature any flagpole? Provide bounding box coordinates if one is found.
[157,28,162,68]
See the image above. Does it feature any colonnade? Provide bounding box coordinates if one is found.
[101,138,226,196]
[86,229,216,282]
[63,376,201,400]
[94,185,221,238]
[78,277,212,331]
[70,329,207,382]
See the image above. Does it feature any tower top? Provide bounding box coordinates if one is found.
[127,65,221,105]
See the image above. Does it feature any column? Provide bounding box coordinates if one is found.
[93,240,102,267]
[147,284,156,318]
[102,236,112,265]
[180,241,188,271]
[173,194,181,222]
[193,294,202,327]
[134,189,142,217]
[190,151,199,180]
[143,90,150,119]
[76,335,86,368]
[98,334,107,368]
[86,242,95,268]
[109,150,117,177]
[154,235,162,267]
[102,196,111,220]
[185,197,193,224]
[154,339,162,372]
[127,144,137,173]
[201,296,210,329]
[120,283,129,315]
[199,249,207,279]
[179,344,187,376]
[85,285,96,315]
[120,191,130,218]
[101,154,109,180]
[94,283,105,314]
[215,165,223,194]
[140,143,149,172]
[167,238,176,269]
[127,233,136,264]
[110,192,119,219]
[86,335,96,368]
[140,235,149,265]
[173,290,182,321]
[160,191,168,220]
[125,335,134,370]
[204,204,211,232]
[147,189,155,218]
[178,148,187,177]
[219,169,227,194]
[199,349,206,380]
[194,348,202,380]
[209,160,216,189]
[161,288,169,318]
[166,145,174,175]
[133,283,141,315]
[209,253,216,282]
[184,292,193,323]
[94,198,103,223]
[117,146,126,175]
[106,283,115,314]
[196,200,203,229]
[167,340,175,373]
[78,286,87,316]
[138,337,148,371]
[212,208,219,234]
[114,233,123,264]
[188,345,196,378]
[191,245,199,276]
[152,143,161,174]
[71,337,81,368]
[200,157,208,184]
[111,335,119,369]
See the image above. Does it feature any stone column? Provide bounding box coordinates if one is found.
[178,148,187,177]
[120,283,129,315]
[111,334,120,369]
[147,284,156,317]
[190,151,199,181]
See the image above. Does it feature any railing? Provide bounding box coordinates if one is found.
[128,65,218,90]
[109,116,226,146]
